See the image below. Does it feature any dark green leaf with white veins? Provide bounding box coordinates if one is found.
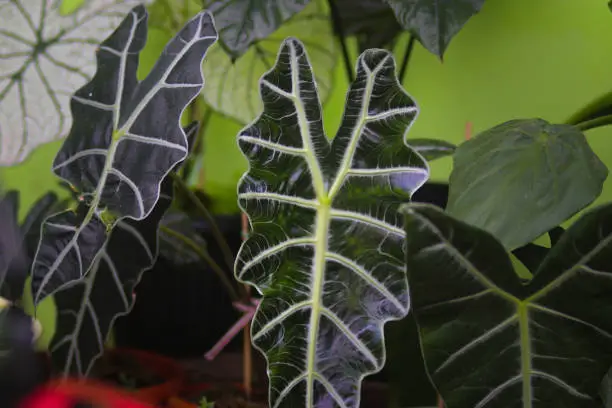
[236,38,429,407]
[0,0,153,166]
[402,202,612,408]
[385,0,485,58]
[447,119,607,251]
[49,176,173,376]
[202,0,335,125]
[30,6,218,304]
[203,0,310,58]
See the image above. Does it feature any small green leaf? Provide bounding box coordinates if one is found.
[204,0,310,58]
[402,202,612,407]
[30,7,218,304]
[409,138,456,161]
[335,0,402,51]
[236,37,428,407]
[447,119,607,250]
[385,0,485,58]
[202,0,336,125]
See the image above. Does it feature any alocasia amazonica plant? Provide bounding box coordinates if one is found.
[402,202,612,407]
[30,5,218,305]
[236,37,429,407]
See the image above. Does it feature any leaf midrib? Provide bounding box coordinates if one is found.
[289,43,378,406]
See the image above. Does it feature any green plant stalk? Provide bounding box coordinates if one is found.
[574,113,612,132]
[328,0,354,83]
[170,172,238,276]
[398,35,415,84]
[159,225,240,301]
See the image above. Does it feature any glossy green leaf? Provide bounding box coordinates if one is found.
[202,0,336,125]
[386,0,485,58]
[402,202,612,407]
[236,38,428,407]
[30,6,218,304]
[335,0,402,51]
[409,138,456,162]
[49,176,173,376]
[203,0,310,58]
[0,0,153,166]
[447,119,608,250]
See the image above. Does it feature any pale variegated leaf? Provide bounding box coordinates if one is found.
[236,38,428,407]
[0,0,153,166]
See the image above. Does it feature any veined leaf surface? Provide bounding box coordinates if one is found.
[446,119,607,250]
[236,38,428,407]
[30,6,218,304]
[50,178,172,376]
[402,202,612,407]
[0,0,152,166]
[202,0,336,125]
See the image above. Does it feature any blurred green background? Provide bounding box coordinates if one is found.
[3,0,612,348]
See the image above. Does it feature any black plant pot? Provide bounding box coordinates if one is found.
[114,214,244,359]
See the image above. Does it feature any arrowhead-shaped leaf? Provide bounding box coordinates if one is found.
[446,119,608,250]
[204,0,310,58]
[49,178,173,376]
[386,0,485,58]
[236,38,429,407]
[202,0,336,124]
[30,7,218,304]
[402,202,612,407]
[0,0,153,166]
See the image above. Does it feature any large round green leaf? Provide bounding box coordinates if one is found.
[447,119,608,250]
